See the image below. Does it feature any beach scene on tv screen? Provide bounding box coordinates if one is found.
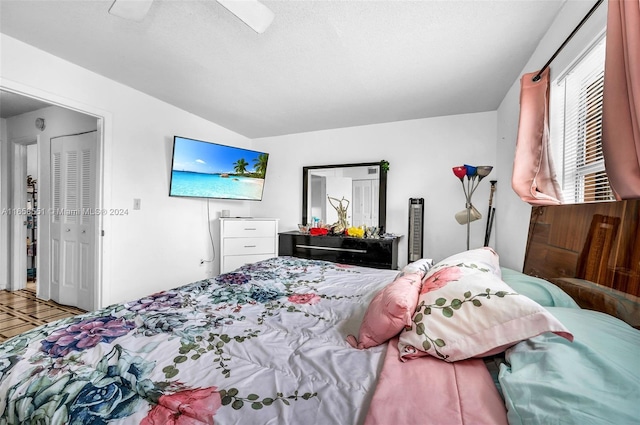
[170,137,268,200]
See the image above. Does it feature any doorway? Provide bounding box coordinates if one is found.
[1,88,105,311]
[9,138,37,292]
[26,144,38,289]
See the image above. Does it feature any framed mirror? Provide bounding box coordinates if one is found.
[302,162,387,232]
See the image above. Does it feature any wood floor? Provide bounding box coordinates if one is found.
[0,282,86,343]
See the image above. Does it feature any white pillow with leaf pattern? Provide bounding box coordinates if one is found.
[398,248,573,362]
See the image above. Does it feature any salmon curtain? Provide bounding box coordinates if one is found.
[512,68,563,205]
[602,0,640,200]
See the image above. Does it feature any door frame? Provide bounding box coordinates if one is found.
[0,80,112,310]
[10,137,37,291]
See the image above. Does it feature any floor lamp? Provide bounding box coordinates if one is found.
[452,165,493,250]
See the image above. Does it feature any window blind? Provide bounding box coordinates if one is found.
[552,36,613,203]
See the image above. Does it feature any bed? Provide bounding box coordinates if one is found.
[1,251,639,424]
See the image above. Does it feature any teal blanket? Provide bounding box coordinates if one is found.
[499,307,640,425]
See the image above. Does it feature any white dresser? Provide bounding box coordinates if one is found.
[219,218,279,273]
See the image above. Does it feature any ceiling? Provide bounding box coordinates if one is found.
[0,90,52,119]
[0,0,566,138]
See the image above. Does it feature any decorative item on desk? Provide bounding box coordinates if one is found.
[327,195,350,234]
[346,226,365,238]
[452,164,493,250]
[298,224,309,234]
[365,226,380,239]
[309,227,328,236]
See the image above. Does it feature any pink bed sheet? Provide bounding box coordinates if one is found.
[364,337,508,425]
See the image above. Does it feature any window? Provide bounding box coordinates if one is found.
[550,35,614,204]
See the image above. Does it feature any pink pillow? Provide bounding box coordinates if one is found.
[398,249,573,362]
[347,272,423,349]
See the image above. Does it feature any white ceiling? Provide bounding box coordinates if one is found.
[0,0,566,138]
[0,90,52,119]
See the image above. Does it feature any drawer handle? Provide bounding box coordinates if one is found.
[244,228,257,231]
[244,245,257,248]
[296,244,367,254]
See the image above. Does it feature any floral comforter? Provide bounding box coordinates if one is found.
[0,257,400,425]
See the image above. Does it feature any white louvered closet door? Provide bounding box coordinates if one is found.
[51,131,97,311]
[352,180,373,227]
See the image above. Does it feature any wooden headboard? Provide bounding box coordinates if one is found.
[523,200,640,327]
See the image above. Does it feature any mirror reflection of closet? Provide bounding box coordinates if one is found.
[302,162,387,232]
[26,144,38,288]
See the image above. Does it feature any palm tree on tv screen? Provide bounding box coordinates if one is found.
[253,153,268,178]
[233,158,249,175]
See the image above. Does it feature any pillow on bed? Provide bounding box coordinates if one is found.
[431,247,502,278]
[347,272,423,349]
[398,248,573,362]
[402,258,434,275]
[500,267,579,308]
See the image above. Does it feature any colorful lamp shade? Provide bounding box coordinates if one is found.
[464,164,477,177]
[476,166,494,179]
[452,166,467,180]
[452,163,493,250]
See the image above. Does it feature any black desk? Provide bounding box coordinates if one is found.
[278,231,400,270]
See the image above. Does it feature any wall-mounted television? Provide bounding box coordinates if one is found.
[169,136,269,201]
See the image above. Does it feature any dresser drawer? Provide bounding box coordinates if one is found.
[223,237,275,256]
[223,254,274,273]
[219,218,279,274]
[278,231,400,269]
[223,220,275,238]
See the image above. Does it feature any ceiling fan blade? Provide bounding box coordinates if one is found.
[108,0,154,22]
[216,0,274,34]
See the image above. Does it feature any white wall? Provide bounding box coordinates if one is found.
[27,144,37,178]
[495,0,607,271]
[1,34,253,306]
[252,111,498,267]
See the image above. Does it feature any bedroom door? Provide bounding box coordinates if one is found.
[50,131,97,311]
[352,179,372,227]
[352,179,379,228]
